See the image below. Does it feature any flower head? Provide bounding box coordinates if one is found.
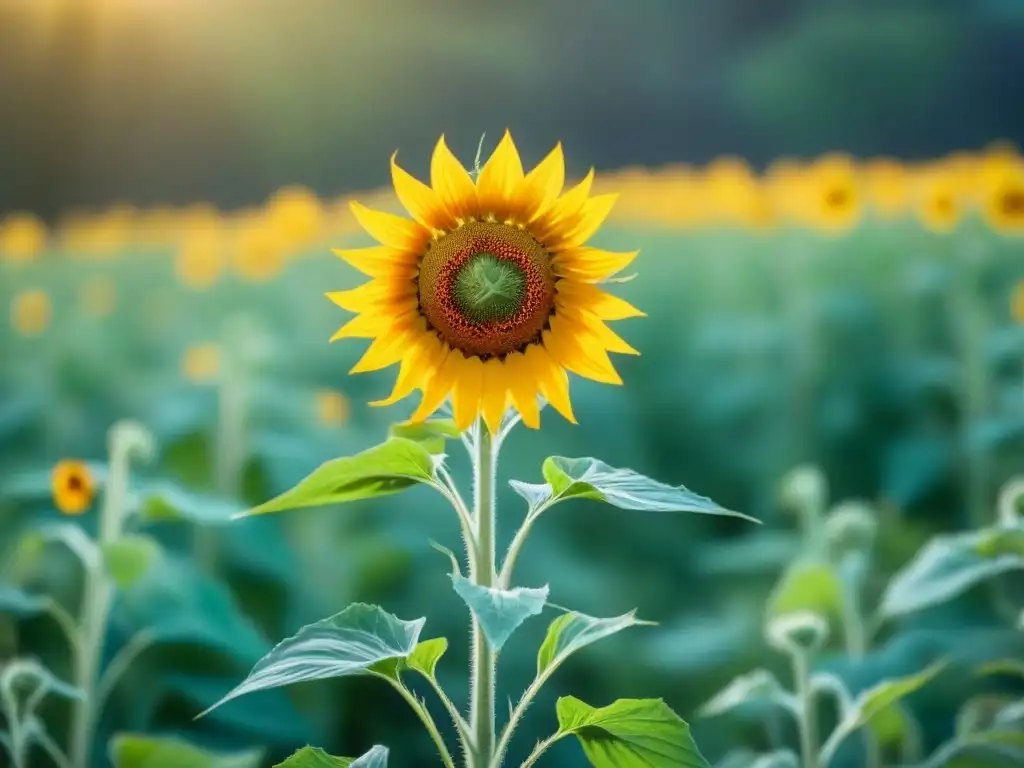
[181,343,222,384]
[10,289,51,337]
[0,213,47,263]
[52,460,95,516]
[329,132,643,433]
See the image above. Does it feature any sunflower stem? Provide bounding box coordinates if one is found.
[68,422,147,768]
[469,421,498,768]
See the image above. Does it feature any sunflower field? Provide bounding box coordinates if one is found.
[2,139,1024,768]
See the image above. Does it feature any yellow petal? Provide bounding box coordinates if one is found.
[350,201,428,250]
[530,169,595,242]
[519,142,565,220]
[349,321,419,374]
[451,355,484,431]
[370,332,444,406]
[410,347,460,422]
[554,247,638,282]
[548,193,619,250]
[330,312,391,341]
[332,245,417,278]
[477,129,525,219]
[542,316,622,385]
[503,352,541,428]
[326,281,416,313]
[391,152,452,230]
[480,358,509,434]
[524,343,575,424]
[556,280,646,320]
[431,135,479,221]
[555,305,639,355]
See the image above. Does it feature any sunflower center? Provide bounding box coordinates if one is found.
[418,221,556,358]
[1001,189,1024,216]
[453,253,527,324]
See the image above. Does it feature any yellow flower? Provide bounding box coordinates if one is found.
[0,212,48,263]
[52,460,95,516]
[982,163,1024,235]
[266,185,324,250]
[81,277,117,317]
[330,131,643,433]
[10,289,51,336]
[181,343,221,384]
[176,228,226,289]
[232,217,287,282]
[863,158,910,219]
[315,389,351,426]
[1012,281,1024,324]
[916,171,962,234]
[801,154,862,233]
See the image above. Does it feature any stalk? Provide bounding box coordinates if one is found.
[468,424,498,767]
[792,648,819,768]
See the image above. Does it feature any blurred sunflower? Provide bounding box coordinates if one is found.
[982,164,1024,235]
[314,388,351,426]
[917,172,962,234]
[0,212,48,263]
[329,131,643,432]
[181,343,222,384]
[52,460,95,515]
[863,158,910,219]
[802,155,862,233]
[10,289,51,336]
[176,228,226,289]
[266,185,324,250]
[232,217,287,282]
[1012,281,1024,324]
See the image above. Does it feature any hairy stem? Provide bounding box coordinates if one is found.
[519,733,564,768]
[68,430,134,768]
[469,424,498,768]
[792,649,819,768]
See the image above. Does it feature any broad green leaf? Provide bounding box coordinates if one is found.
[538,611,653,677]
[407,637,447,679]
[101,535,163,589]
[924,731,1024,768]
[880,529,1024,617]
[699,669,796,717]
[957,695,1019,735]
[866,702,914,752]
[556,696,711,768]
[844,661,946,733]
[197,603,424,718]
[0,585,48,617]
[450,574,547,652]
[388,419,460,454]
[766,560,845,623]
[239,438,436,518]
[109,733,264,768]
[139,482,243,526]
[749,752,799,768]
[274,744,389,768]
[520,456,757,521]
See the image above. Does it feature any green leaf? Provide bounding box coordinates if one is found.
[520,456,757,521]
[388,419,460,454]
[0,585,48,617]
[239,438,437,518]
[450,573,547,652]
[101,535,163,589]
[406,637,447,679]
[538,611,653,677]
[766,559,845,623]
[274,744,389,768]
[197,603,424,718]
[854,661,947,726]
[555,696,711,768]
[978,659,1024,679]
[925,730,1024,767]
[699,669,797,717]
[880,528,1024,617]
[109,733,264,768]
[139,482,243,526]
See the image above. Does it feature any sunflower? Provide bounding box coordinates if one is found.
[10,289,51,337]
[1012,281,1024,324]
[982,164,1024,235]
[328,131,643,433]
[0,212,47,263]
[52,460,95,516]
[916,171,962,234]
[801,154,862,233]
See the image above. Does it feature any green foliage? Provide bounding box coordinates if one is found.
[108,733,265,768]
[274,745,389,768]
[554,696,711,768]
[536,611,654,677]
[198,603,425,717]
[387,419,460,454]
[450,574,547,652]
[240,438,437,517]
[101,534,163,588]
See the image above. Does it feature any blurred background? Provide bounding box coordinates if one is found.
[2,1,1024,767]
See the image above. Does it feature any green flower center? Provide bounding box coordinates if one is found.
[453,253,527,324]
